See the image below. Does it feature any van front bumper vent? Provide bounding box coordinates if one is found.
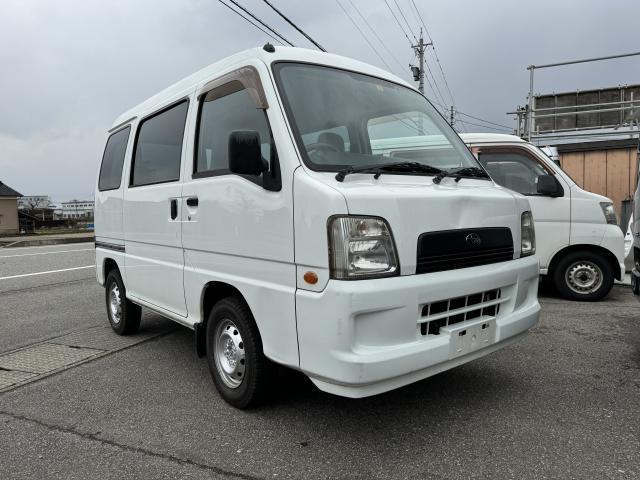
[419,288,505,336]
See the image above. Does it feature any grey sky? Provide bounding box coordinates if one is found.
[1,0,639,202]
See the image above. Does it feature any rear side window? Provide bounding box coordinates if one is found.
[131,101,189,187]
[195,83,273,184]
[98,127,130,191]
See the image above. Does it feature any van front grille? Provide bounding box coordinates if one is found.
[419,288,504,336]
[416,227,513,274]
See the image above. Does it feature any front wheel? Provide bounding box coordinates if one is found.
[206,297,271,409]
[552,251,614,301]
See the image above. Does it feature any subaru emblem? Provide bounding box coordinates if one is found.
[465,232,482,247]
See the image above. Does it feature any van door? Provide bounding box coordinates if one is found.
[180,67,298,365]
[123,100,190,316]
[473,145,571,270]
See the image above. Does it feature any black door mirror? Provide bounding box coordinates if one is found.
[229,130,268,176]
[537,174,563,197]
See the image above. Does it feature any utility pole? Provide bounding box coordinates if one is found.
[449,106,455,127]
[410,29,432,94]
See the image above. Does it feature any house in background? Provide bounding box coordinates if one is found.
[0,180,23,235]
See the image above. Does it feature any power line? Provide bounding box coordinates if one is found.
[392,0,416,40]
[261,0,326,51]
[382,0,412,45]
[225,0,295,46]
[345,0,407,76]
[457,111,513,130]
[335,0,394,73]
[459,120,513,132]
[215,0,288,46]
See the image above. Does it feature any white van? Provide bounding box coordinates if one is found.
[461,134,624,301]
[95,46,540,408]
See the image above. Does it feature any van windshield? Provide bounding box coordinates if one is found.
[273,62,479,173]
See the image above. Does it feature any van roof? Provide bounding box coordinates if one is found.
[459,133,526,144]
[111,46,413,131]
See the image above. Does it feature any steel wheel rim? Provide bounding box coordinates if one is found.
[565,261,603,295]
[214,319,245,389]
[109,283,122,324]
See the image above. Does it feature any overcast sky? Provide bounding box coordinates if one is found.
[1,0,639,202]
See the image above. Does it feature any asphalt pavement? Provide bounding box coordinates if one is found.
[0,245,638,479]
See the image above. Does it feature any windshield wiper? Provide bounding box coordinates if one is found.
[335,161,442,182]
[432,166,491,185]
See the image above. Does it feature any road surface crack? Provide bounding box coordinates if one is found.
[0,410,265,480]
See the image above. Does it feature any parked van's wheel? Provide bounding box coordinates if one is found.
[206,297,270,409]
[553,251,614,301]
[105,270,141,335]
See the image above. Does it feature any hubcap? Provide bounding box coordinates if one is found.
[214,319,246,389]
[565,261,603,295]
[109,283,122,324]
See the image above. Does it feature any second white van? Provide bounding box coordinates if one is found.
[461,134,624,301]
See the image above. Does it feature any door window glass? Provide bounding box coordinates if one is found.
[478,150,549,195]
[195,82,274,185]
[98,127,130,191]
[131,101,189,187]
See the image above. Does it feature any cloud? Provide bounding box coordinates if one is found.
[1,0,639,198]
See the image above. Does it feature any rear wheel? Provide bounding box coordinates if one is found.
[553,251,614,301]
[105,269,141,335]
[206,297,271,409]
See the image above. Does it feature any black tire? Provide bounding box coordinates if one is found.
[552,250,614,301]
[206,297,271,409]
[105,269,141,335]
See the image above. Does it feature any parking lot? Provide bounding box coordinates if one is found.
[0,242,638,479]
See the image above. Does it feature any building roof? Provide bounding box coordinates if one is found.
[0,181,22,198]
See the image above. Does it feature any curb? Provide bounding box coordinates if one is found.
[0,236,95,249]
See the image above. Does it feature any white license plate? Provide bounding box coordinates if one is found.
[440,317,496,359]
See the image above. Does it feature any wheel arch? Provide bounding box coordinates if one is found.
[102,257,121,285]
[195,281,255,358]
[548,244,621,281]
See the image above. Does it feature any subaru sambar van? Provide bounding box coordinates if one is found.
[95,45,540,408]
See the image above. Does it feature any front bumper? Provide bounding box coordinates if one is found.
[295,256,540,398]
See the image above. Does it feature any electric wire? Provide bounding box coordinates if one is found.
[459,120,513,132]
[382,0,413,44]
[215,0,287,45]
[335,0,395,73]
[261,0,326,51]
[392,0,417,41]
[226,0,295,47]
[457,112,514,130]
[345,0,408,76]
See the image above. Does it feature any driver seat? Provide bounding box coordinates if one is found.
[318,132,345,153]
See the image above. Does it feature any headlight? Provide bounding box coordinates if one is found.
[328,216,399,279]
[521,211,536,257]
[599,202,618,225]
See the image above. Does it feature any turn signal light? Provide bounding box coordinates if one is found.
[303,271,318,285]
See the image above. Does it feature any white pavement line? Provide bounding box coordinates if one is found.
[0,248,93,259]
[0,265,95,281]
[0,242,94,253]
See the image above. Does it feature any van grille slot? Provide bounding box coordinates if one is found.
[419,289,504,336]
[416,227,514,274]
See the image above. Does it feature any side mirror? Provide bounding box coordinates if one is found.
[229,130,268,176]
[537,174,562,197]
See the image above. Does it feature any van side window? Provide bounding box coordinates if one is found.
[98,126,130,191]
[477,150,550,196]
[131,101,189,187]
[195,82,274,185]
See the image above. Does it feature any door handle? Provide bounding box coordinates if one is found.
[186,197,199,207]
[170,199,178,220]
